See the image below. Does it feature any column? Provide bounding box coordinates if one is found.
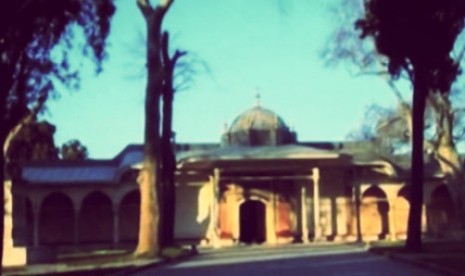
[210,168,221,248]
[272,185,278,244]
[312,167,321,241]
[73,204,80,246]
[113,203,120,246]
[32,207,40,247]
[353,179,362,242]
[301,183,309,243]
[387,197,397,241]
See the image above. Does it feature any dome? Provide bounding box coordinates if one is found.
[222,104,297,147]
[228,106,289,133]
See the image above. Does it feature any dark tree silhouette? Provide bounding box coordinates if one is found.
[160,32,186,248]
[0,0,115,264]
[326,0,465,231]
[356,0,465,251]
[7,120,59,162]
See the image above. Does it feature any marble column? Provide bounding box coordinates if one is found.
[388,197,397,241]
[113,203,120,246]
[301,184,309,243]
[312,167,321,241]
[73,204,80,246]
[32,205,40,247]
[210,168,221,248]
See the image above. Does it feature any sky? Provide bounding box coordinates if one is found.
[43,0,402,159]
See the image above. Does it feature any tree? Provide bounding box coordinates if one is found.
[7,120,58,162]
[60,139,88,160]
[135,0,174,257]
[356,0,465,251]
[327,0,465,238]
[159,32,185,248]
[0,0,115,264]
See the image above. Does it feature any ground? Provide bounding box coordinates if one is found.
[133,243,441,276]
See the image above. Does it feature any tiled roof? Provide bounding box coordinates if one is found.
[22,166,117,183]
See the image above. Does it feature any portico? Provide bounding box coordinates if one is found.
[177,143,353,246]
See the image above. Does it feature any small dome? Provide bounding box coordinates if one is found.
[228,106,289,133]
[222,104,297,147]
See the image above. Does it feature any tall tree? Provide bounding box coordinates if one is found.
[135,0,174,257]
[326,0,465,233]
[0,0,115,264]
[159,32,185,248]
[357,0,465,251]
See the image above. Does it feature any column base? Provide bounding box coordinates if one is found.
[2,246,26,267]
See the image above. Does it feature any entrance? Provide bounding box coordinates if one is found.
[239,200,266,244]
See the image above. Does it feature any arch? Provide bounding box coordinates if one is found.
[79,191,113,244]
[360,186,389,239]
[119,190,140,243]
[239,200,266,244]
[395,187,410,236]
[428,185,454,236]
[39,192,75,245]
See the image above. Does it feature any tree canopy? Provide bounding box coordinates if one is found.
[0,0,115,134]
[356,0,465,91]
[356,0,465,251]
[61,139,88,160]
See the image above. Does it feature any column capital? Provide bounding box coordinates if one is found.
[312,167,320,182]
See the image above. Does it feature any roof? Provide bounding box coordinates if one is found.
[17,140,447,184]
[22,165,117,183]
[228,106,289,133]
[178,144,343,162]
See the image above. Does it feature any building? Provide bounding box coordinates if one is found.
[5,101,456,264]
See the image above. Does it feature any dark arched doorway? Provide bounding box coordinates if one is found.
[239,200,266,244]
[428,185,454,236]
[119,190,140,243]
[39,192,74,245]
[79,191,113,244]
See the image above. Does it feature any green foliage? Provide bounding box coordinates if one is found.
[60,139,88,160]
[7,120,59,162]
[0,0,116,132]
[356,0,465,91]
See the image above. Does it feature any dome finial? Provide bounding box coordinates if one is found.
[254,87,261,107]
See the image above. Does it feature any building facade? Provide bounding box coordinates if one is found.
[7,103,457,259]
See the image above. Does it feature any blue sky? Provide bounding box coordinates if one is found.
[43,0,402,158]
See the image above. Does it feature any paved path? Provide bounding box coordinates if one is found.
[133,243,441,276]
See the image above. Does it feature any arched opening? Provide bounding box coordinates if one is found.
[395,187,410,237]
[119,190,140,243]
[79,191,113,244]
[360,186,389,240]
[428,185,454,236]
[239,200,266,244]
[39,192,74,245]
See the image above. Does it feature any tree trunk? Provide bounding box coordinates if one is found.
[0,134,5,267]
[405,68,427,252]
[160,89,176,248]
[135,1,168,257]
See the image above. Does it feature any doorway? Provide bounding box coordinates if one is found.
[239,200,266,244]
